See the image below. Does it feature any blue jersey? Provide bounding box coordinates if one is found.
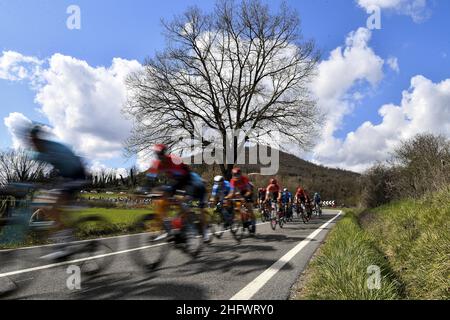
[314,193,321,203]
[212,181,231,200]
[32,140,85,179]
[281,191,292,203]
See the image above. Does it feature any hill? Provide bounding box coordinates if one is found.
[189,148,362,206]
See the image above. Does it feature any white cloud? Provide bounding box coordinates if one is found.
[3,112,33,149]
[0,51,43,83]
[387,56,400,73]
[311,28,385,168]
[357,0,430,22]
[2,51,143,163]
[318,76,450,172]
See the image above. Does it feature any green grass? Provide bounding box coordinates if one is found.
[298,210,402,300]
[0,207,153,249]
[296,187,450,300]
[364,188,450,300]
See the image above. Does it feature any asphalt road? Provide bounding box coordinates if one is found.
[0,210,341,300]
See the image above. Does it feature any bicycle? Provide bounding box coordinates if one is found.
[130,190,204,271]
[259,201,271,223]
[208,201,240,242]
[0,183,114,298]
[296,201,310,224]
[226,198,255,241]
[268,199,284,230]
[282,203,293,223]
[313,202,323,217]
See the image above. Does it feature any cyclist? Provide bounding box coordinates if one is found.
[313,192,322,214]
[27,125,87,259]
[281,188,293,219]
[295,186,307,214]
[211,176,231,205]
[146,144,210,243]
[211,176,234,227]
[28,125,87,205]
[265,179,281,215]
[265,179,281,203]
[226,168,256,234]
[257,188,266,210]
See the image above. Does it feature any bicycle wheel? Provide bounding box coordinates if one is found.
[182,213,203,258]
[209,210,225,239]
[270,209,277,231]
[129,214,169,271]
[279,212,284,229]
[260,209,266,223]
[71,216,114,275]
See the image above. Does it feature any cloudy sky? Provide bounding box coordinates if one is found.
[0,0,449,173]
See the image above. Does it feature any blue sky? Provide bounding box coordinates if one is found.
[1,0,449,172]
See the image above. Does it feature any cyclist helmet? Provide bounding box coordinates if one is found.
[214,175,224,183]
[232,168,242,177]
[283,188,288,192]
[152,144,168,158]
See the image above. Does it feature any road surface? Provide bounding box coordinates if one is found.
[0,210,341,300]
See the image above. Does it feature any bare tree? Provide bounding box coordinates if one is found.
[391,133,450,197]
[0,149,49,186]
[125,0,320,178]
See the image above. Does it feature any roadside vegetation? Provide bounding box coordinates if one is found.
[296,133,450,300]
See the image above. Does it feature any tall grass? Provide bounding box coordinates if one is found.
[301,210,401,300]
[365,188,450,299]
[298,188,450,300]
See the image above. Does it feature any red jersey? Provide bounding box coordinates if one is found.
[230,176,252,192]
[147,155,190,180]
[295,187,306,198]
[266,183,281,194]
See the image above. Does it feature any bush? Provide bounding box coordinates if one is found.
[362,134,450,208]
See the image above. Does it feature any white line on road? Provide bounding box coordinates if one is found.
[230,212,342,300]
[0,222,269,278]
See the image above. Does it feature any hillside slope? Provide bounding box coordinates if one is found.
[190,148,362,206]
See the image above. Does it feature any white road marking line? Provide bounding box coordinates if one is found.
[0,242,168,278]
[230,212,342,300]
[0,221,270,278]
[0,232,150,253]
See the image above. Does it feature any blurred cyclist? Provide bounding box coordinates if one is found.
[29,125,87,204]
[210,176,231,205]
[210,175,232,226]
[257,187,267,209]
[265,179,281,211]
[226,168,256,234]
[146,144,210,243]
[281,188,293,218]
[313,192,321,206]
[27,125,87,259]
